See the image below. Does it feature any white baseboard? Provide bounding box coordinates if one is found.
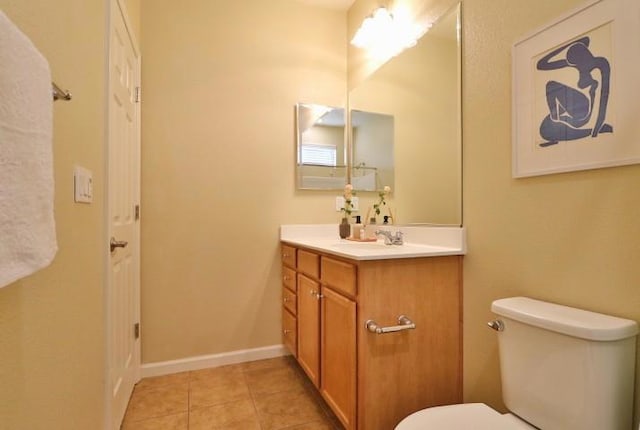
[140,344,289,378]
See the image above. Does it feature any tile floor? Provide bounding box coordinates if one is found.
[122,355,344,430]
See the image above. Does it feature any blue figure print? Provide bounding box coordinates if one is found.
[536,36,613,147]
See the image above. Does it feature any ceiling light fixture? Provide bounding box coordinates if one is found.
[350,6,428,60]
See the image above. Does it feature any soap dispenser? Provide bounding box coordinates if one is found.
[364,215,377,240]
[352,215,363,240]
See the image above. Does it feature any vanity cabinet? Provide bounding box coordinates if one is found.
[280,243,462,430]
[281,245,297,357]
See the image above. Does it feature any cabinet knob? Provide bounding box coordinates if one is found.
[309,290,323,300]
[283,329,291,334]
[283,297,289,303]
[283,276,290,281]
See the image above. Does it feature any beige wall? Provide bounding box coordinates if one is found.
[140,0,347,363]
[462,0,640,419]
[122,0,141,42]
[0,1,107,429]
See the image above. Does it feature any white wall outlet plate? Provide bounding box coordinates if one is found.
[74,166,93,204]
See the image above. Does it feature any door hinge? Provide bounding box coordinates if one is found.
[135,204,140,221]
[135,86,141,103]
[134,322,140,339]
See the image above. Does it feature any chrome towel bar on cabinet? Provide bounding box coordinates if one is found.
[365,315,416,334]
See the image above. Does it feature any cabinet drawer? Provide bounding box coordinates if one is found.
[282,308,297,357]
[282,266,296,292]
[321,257,356,297]
[298,250,320,279]
[283,287,297,315]
[281,244,297,268]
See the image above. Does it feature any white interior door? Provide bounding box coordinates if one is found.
[108,0,140,428]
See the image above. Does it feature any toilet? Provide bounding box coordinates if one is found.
[396,297,639,430]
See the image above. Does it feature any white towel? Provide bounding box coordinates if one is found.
[0,11,57,288]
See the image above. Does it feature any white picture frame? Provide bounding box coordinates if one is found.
[512,0,640,177]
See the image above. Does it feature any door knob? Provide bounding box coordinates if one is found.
[110,237,128,252]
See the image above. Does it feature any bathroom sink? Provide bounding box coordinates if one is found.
[280,224,466,260]
[282,239,463,260]
[321,240,459,260]
[330,241,389,250]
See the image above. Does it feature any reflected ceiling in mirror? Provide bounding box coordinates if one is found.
[296,103,347,190]
[348,3,461,225]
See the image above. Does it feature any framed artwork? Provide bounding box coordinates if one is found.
[512,0,640,177]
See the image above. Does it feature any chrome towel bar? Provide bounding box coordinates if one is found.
[366,315,416,334]
[52,81,72,101]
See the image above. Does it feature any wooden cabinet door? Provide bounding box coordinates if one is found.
[357,256,462,430]
[321,286,356,430]
[297,274,321,387]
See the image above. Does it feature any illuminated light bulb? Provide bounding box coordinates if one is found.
[351,16,374,48]
[350,6,430,61]
[372,7,393,27]
[351,7,394,49]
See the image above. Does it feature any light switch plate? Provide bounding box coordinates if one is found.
[74,166,93,204]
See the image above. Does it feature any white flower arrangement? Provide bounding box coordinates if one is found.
[341,184,355,218]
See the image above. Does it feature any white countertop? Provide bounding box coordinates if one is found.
[280,224,466,261]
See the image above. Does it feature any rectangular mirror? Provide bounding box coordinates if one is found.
[296,103,347,190]
[351,110,394,192]
[348,3,462,225]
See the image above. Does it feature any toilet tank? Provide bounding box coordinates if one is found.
[492,297,638,430]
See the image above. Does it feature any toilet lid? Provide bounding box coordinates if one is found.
[395,404,536,430]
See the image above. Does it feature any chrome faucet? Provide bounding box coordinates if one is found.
[375,230,404,246]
